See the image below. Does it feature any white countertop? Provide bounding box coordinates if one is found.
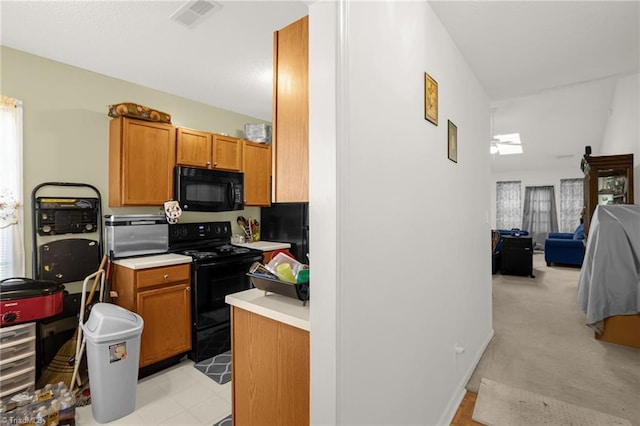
[226,288,309,331]
[113,253,192,270]
[232,241,291,252]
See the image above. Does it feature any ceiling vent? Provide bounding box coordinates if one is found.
[170,0,222,28]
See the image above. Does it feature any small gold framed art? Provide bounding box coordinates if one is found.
[448,120,458,163]
[424,72,438,125]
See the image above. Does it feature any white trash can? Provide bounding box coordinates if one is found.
[81,303,144,423]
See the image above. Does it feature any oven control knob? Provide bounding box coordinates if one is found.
[180,228,188,237]
[3,312,17,323]
[215,226,221,234]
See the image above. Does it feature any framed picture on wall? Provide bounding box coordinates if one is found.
[448,120,457,163]
[424,73,438,125]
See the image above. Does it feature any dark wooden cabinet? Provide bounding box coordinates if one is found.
[581,153,634,234]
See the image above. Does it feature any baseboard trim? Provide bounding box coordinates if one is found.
[438,328,495,425]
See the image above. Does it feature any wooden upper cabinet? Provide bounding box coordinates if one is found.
[109,117,176,206]
[243,141,271,207]
[273,15,309,203]
[213,134,243,171]
[176,127,213,168]
[176,129,242,171]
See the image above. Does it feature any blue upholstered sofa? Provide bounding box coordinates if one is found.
[544,224,585,267]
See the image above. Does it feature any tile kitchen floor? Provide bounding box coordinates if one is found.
[75,358,231,425]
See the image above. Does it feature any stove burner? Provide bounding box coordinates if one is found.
[216,244,235,253]
[182,250,219,260]
[196,251,218,260]
[176,240,257,262]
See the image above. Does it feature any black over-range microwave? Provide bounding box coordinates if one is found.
[175,166,244,212]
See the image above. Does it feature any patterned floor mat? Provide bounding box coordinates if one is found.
[213,414,232,426]
[194,351,232,385]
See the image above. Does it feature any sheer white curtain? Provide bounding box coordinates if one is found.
[522,186,559,250]
[0,95,25,279]
[560,178,583,232]
[496,181,521,229]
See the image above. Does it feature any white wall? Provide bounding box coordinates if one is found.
[490,167,583,230]
[600,73,640,201]
[309,1,493,424]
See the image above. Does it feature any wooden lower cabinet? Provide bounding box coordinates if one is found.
[110,263,192,367]
[231,307,309,426]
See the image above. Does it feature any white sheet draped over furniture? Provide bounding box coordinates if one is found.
[578,205,640,329]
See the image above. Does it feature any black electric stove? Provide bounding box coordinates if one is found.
[169,221,262,362]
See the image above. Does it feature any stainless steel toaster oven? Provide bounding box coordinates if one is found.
[105,214,168,259]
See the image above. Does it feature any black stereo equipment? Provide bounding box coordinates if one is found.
[500,236,535,278]
[36,197,99,235]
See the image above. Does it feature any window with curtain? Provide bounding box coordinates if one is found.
[0,95,25,279]
[522,185,558,250]
[560,178,584,233]
[496,181,521,229]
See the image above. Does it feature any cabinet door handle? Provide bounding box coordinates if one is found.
[186,286,190,291]
[206,161,211,166]
[163,274,169,279]
[214,162,218,167]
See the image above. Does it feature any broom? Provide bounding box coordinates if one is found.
[36,255,107,389]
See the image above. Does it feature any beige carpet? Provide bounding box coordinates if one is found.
[473,378,632,426]
[467,253,640,425]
